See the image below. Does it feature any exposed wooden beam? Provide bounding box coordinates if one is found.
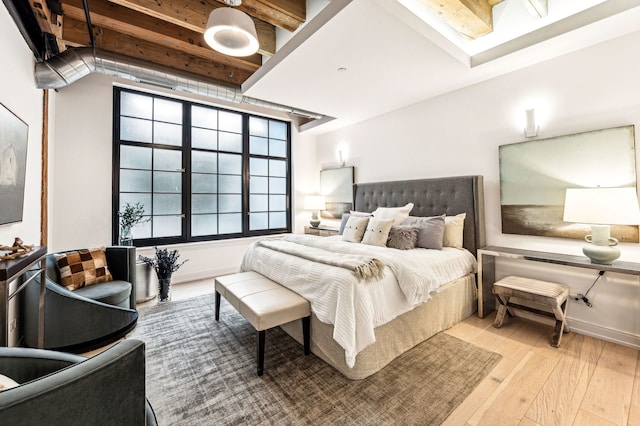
[62,17,253,86]
[419,0,493,39]
[213,0,306,32]
[61,0,261,72]
[106,0,276,56]
[28,0,63,38]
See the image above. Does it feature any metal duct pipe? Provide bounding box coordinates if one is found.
[34,47,323,120]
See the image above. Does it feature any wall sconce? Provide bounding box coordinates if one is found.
[563,187,640,264]
[338,150,345,167]
[524,108,539,138]
[304,195,326,228]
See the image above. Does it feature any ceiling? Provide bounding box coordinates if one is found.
[7,0,640,133]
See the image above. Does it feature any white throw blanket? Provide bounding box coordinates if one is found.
[240,234,477,368]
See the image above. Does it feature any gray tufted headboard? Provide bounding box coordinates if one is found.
[354,176,486,256]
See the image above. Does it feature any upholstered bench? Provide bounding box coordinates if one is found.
[492,275,570,348]
[214,271,311,376]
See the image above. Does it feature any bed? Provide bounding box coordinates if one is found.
[240,175,486,379]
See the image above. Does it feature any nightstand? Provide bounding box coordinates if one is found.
[304,226,339,237]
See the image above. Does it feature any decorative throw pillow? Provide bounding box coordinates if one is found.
[55,247,113,291]
[444,213,466,248]
[342,216,370,243]
[403,215,446,250]
[372,203,414,225]
[387,225,420,250]
[349,210,373,217]
[0,374,19,391]
[361,218,394,247]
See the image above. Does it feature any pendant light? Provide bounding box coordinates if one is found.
[204,0,259,57]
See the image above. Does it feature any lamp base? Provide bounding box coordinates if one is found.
[583,225,620,265]
[582,244,620,265]
[309,211,321,228]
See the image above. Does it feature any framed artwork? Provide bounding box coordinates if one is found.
[499,125,638,242]
[320,166,354,219]
[0,103,29,225]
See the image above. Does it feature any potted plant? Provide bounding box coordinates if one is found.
[118,202,150,245]
[138,247,188,303]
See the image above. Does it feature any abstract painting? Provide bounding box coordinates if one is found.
[500,125,638,242]
[0,103,29,225]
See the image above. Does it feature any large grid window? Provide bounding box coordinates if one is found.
[113,88,291,246]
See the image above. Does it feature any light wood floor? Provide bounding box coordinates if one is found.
[144,281,639,426]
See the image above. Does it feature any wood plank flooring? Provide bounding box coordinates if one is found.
[156,280,640,426]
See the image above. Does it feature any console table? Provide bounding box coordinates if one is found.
[477,246,640,318]
[0,246,47,347]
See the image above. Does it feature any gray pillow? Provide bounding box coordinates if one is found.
[338,214,350,235]
[402,215,446,250]
[387,225,420,250]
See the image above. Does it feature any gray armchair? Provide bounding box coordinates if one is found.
[0,339,157,425]
[23,246,139,353]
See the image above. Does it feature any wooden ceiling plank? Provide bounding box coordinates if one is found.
[106,0,276,56]
[61,0,261,71]
[221,0,306,32]
[419,0,493,39]
[62,17,253,86]
[28,0,63,38]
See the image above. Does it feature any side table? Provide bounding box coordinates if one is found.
[477,246,640,319]
[0,246,47,347]
[304,226,339,237]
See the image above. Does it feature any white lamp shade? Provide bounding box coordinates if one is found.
[563,187,640,225]
[204,8,259,57]
[304,195,326,211]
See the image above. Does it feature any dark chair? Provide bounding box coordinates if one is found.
[22,246,139,353]
[0,339,157,425]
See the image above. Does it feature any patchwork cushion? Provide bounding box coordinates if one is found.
[387,225,420,250]
[342,216,370,243]
[361,218,394,247]
[55,247,113,291]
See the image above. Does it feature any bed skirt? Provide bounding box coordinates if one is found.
[280,273,477,380]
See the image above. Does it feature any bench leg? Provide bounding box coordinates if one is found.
[493,295,509,328]
[551,300,568,348]
[257,330,265,376]
[215,291,221,321]
[302,316,310,355]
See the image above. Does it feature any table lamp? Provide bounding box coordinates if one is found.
[563,187,640,264]
[304,195,325,228]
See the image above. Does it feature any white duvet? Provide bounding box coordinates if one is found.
[239,234,477,368]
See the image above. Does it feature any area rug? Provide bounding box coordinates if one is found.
[128,294,501,425]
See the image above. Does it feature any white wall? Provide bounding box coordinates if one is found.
[313,30,640,347]
[0,4,44,346]
[50,73,316,283]
[0,6,43,247]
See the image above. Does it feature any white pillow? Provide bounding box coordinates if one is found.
[361,218,394,247]
[342,216,370,243]
[444,213,466,248]
[372,203,414,225]
[0,374,19,391]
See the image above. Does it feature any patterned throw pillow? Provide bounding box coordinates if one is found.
[55,247,113,291]
[342,216,370,243]
[361,218,394,247]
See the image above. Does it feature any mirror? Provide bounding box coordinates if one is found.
[320,167,354,219]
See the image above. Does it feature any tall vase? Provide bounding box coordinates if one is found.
[158,278,171,303]
[119,225,133,246]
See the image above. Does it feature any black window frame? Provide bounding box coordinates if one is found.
[112,87,292,246]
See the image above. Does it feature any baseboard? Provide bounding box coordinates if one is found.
[171,267,238,285]
[510,307,640,350]
[566,317,640,350]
